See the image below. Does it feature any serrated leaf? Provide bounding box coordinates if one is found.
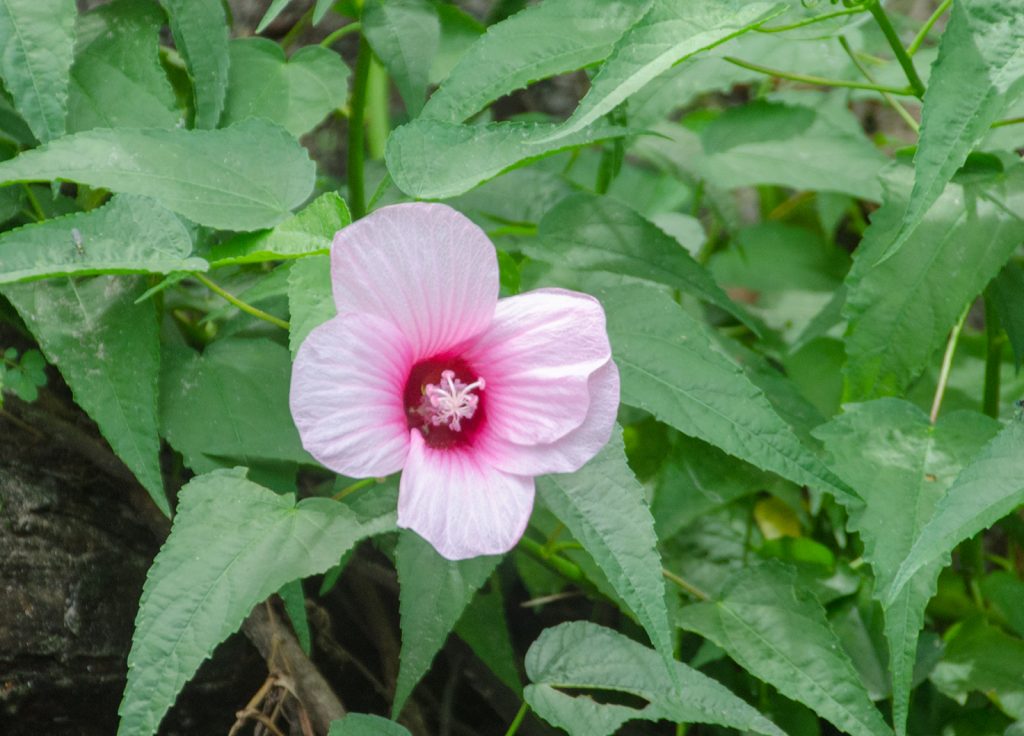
[159,0,229,129]
[537,431,673,669]
[287,253,334,357]
[421,0,648,123]
[603,283,855,501]
[525,621,785,736]
[931,617,1024,719]
[532,192,756,332]
[0,119,316,230]
[222,38,349,138]
[887,417,1024,605]
[678,562,893,736]
[392,530,500,717]
[67,0,180,133]
[328,714,412,736]
[208,192,350,267]
[160,337,311,473]
[876,0,1024,264]
[362,0,439,117]
[0,0,76,142]
[814,400,1000,735]
[2,276,167,514]
[0,195,205,284]
[454,582,521,695]
[843,164,1024,401]
[117,468,395,736]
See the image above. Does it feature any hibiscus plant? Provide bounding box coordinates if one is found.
[0,0,1023,735]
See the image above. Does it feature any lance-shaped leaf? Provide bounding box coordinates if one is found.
[0,195,205,284]
[117,469,396,736]
[525,621,785,736]
[329,715,412,736]
[363,0,439,117]
[159,0,230,129]
[0,119,316,230]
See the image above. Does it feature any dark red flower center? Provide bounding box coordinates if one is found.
[403,356,487,449]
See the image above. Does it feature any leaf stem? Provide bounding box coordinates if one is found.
[332,477,377,501]
[517,536,589,587]
[503,702,529,736]
[192,273,290,330]
[662,568,709,601]
[983,292,1004,420]
[365,56,390,161]
[907,0,952,56]
[723,56,915,95]
[348,37,373,219]
[23,185,46,221]
[838,36,920,133]
[992,116,1024,129]
[320,22,361,48]
[280,6,314,52]
[867,0,926,98]
[929,303,970,424]
[757,4,868,33]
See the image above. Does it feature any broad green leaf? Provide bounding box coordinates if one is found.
[991,260,1024,370]
[876,0,1024,264]
[221,38,349,137]
[392,531,500,717]
[160,337,311,473]
[0,195,205,284]
[429,5,485,86]
[67,0,179,133]
[159,0,229,129]
[0,0,76,142]
[814,400,1000,735]
[537,431,672,667]
[887,417,1024,604]
[117,468,395,736]
[421,0,649,123]
[0,119,316,230]
[287,253,334,357]
[533,192,756,331]
[328,714,412,736]
[603,283,855,501]
[931,618,1024,719]
[553,0,785,138]
[525,621,785,736]
[208,193,350,267]
[362,0,439,117]
[677,562,893,736]
[386,118,629,200]
[843,165,1024,401]
[980,571,1024,639]
[2,276,167,514]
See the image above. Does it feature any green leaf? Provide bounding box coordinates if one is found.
[991,260,1024,371]
[0,0,76,142]
[525,621,786,736]
[814,400,1001,735]
[392,531,500,717]
[843,164,1024,401]
[678,562,893,736]
[603,283,855,501]
[886,417,1024,605]
[287,253,334,357]
[255,0,292,33]
[208,193,350,267]
[221,38,349,138]
[117,468,395,736]
[875,0,1024,264]
[421,0,648,123]
[328,714,412,736]
[554,0,785,139]
[0,195,205,285]
[453,582,521,695]
[2,276,167,514]
[160,337,311,473]
[278,579,311,655]
[0,119,316,230]
[537,431,673,668]
[159,0,229,129]
[312,0,334,25]
[931,618,1024,719]
[386,118,630,200]
[532,192,756,331]
[67,0,180,133]
[362,0,439,117]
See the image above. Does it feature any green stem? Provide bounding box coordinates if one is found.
[347,38,372,219]
[332,477,377,501]
[503,702,529,736]
[365,56,390,161]
[518,537,589,586]
[280,6,314,52]
[757,4,868,33]
[929,303,970,424]
[320,22,361,48]
[662,568,709,601]
[192,273,290,330]
[723,56,915,95]
[23,185,46,221]
[867,0,926,98]
[907,0,952,56]
[992,116,1024,129]
[983,292,1004,420]
[838,36,920,133]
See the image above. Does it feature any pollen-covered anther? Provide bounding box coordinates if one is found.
[419,369,485,432]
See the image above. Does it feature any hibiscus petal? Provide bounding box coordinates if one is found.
[290,313,412,477]
[398,431,535,560]
[331,203,499,359]
[479,359,620,475]
[463,288,612,445]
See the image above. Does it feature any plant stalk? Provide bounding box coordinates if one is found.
[723,56,915,95]
[983,292,1004,420]
[193,273,290,330]
[907,0,952,56]
[347,37,373,220]
[867,0,926,97]
[929,304,970,424]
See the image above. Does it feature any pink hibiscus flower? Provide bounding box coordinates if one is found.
[289,203,619,560]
